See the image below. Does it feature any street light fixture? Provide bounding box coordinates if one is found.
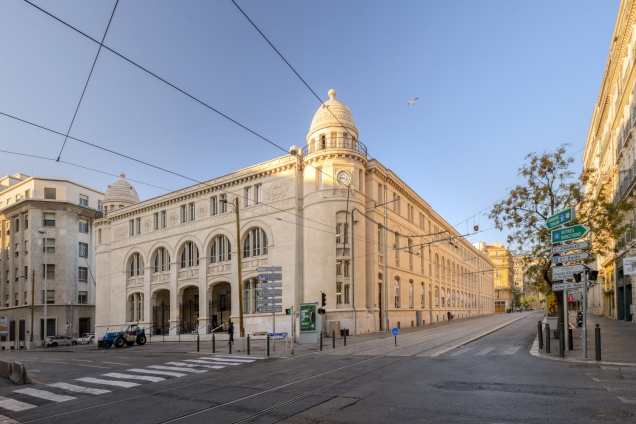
[38,227,48,348]
[219,198,245,338]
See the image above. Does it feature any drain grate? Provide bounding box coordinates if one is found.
[573,406,633,420]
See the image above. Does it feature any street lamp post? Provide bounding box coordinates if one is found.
[220,198,244,338]
[38,228,47,348]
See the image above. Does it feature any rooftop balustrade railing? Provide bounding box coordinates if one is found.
[301,137,367,157]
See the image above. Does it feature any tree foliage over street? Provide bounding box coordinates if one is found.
[489,144,633,294]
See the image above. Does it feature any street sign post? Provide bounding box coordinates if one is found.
[257,298,283,305]
[546,207,575,230]
[552,282,585,291]
[256,289,282,297]
[257,305,282,313]
[552,252,591,264]
[256,282,282,289]
[551,241,591,254]
[551,264,585,281]
[258,273,282,281]
[256,266,282,272]
[551,225,590,244]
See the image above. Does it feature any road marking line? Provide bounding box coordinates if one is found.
[502,346,521,355]
[76,377,140,388]
[14,388,76,402]
[618,397,636,404]
[77,364,111,369]
[127,369,186,377]
[184,359,240,366]
[71,359,93,363]
[48,382,111,395]
[166,362,225,370]
[148,365,206,373]
[475,348,496,356]
[0,396,37,412]
[198,357,254,363]
[450,348,473,356]
[592,378,601,382]
[208,354,266,360]
[103,362,131,365]
[102,373,165,382]
[42,361,68,364]
[0,412,21,423]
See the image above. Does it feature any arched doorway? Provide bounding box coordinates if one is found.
[152,289,170,335]
[209,282,231,331]
[179,286,199,333]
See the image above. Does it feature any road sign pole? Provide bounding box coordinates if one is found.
[563,289,569,352]
[582,271,587,359]
[291,305,294,356]
[272,312,276,352]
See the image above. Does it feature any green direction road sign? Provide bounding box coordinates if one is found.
[546,207,575,230]
[551,225,590,244]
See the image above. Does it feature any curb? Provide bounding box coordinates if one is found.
[529,336,636,367]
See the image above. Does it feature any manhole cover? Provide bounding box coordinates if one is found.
[574,407,633,420]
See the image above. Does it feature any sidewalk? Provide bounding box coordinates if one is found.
[532,311,636,366]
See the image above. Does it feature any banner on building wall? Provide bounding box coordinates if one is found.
[0,316,8,336]
[623,257,636,275]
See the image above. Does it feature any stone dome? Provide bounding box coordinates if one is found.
[103,172,140,207]
[306,89,358,143]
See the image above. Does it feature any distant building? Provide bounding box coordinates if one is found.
[474,241,515,312]
[0,173,103,348]
[95,90,495,338]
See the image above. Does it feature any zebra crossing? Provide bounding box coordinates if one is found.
[447,346,522,357]
[0,354,266,413]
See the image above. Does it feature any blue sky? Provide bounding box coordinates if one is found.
[0,0,620,245]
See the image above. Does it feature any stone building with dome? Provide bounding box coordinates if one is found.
[95,90,495,340]
[0,173,103,348]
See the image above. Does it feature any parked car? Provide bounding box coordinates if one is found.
[73,333,95,345]
[46,335,73,347]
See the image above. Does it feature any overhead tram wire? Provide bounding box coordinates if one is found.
[56,0,119,162]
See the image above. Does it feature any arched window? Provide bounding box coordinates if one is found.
[129,253,143,276]
[435,286,440,307]
[435,254,440,277]
[243,228,268,258]
[153,248,170,273]
[394,278,400,309]
[180,242,199,268]
[210,235,232,263]
[421,283,425,308]
[409,280,414,309]
[441,287,446,306]
[244,281,252,313]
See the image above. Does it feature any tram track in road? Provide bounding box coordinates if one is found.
[19,314,531,424]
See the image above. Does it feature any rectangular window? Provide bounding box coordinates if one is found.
[44,238,55,254]
[14,268,18,281]
[378,225,382,253]
[317,167,323,190]
[15,294,18,307]
[42,290,55,304]
[42,264,55,279]
[24,266,28,280]
[15,218,19,232]
[129,220,135,236]
[44,213,55,227]
[44,188,56,200]
[336,224,342,244]
[344,260,350,277]
[154,213,159,230]
[79,242,88,257]
[25,214,28,229]
[78,291,87,304]
[16,194,21,202]
[337,282,342,304]
[97,200,102,211]
[393,193,398,212]
[97,229,102,244]
[136,218,141,234]
[14,243,19,257]
[336,261,342,275]
[343,223,349,244]
[79,219,88,233]
[344,284,350,304]
[24,190,30,199]
[161,211,167,228]
[189,203,195,221]
[181,205,187,223]
[79,194,88,207]
[220,194,227,213]
[255,185,262,204]
[78,267,88,282]
[24,291,27,305]
[245,187,253,207]
[211,196,218,215]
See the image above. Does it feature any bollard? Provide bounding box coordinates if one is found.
[247,334,250,356]
[538,321,543,350]
[197,334,200,353]
[344,330,347,347]
[229,338,232,355]
[545,323,551,354]
[559,323,565,357]
[568,328,573,351]
[212,333,215,353]
[595,324,601,361]
[267,335,270,357]
[332,330,335,349]
[320,331,323,351]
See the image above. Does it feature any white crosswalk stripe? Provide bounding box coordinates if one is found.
[166,362,225,369]
[198,357,255,363]
[127,368,186,377]
[450,348,474,356]
[76,377,140,388]
[184,359,240,366]
[475,347,496,356]
[502,346,521,355]
[208,354,266,360]
[48,383,111,395]
[14,388,76,403]
[102,373,165,382]
[0,396,37,412]
[147,365,207,373]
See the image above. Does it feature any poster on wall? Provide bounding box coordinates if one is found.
[0,316,8,336]
[623,257,636,275]
[546,292,558,317]
[299,304,317,332]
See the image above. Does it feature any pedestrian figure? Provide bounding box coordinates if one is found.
[227,321,234,346]
[447,311,451,321]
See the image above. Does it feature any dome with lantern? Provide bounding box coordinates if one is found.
[103,172,140,212]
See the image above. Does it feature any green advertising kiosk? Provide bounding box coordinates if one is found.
[299,303,320,344]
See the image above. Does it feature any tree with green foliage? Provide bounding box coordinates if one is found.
[489,144,632,329]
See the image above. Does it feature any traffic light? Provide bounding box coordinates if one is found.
[321,292,327,307]
[318,308,325,315]
[285,308,291,315]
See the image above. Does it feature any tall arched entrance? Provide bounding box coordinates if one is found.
[208,282,231,331]
[179,286,199,333]
[151,289,170,335]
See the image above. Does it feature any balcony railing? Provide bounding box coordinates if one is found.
[302,137,367,157]
[617,156,636,200]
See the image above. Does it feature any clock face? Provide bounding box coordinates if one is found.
[337,171,351,186]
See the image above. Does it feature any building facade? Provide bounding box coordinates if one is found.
[582,0,636,322]
[474,241,514,313]
[95,90,495,338]
[0,173,103,348]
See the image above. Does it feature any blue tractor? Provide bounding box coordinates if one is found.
[99,324,147,348]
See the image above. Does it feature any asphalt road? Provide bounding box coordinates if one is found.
[0,312,634,423]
